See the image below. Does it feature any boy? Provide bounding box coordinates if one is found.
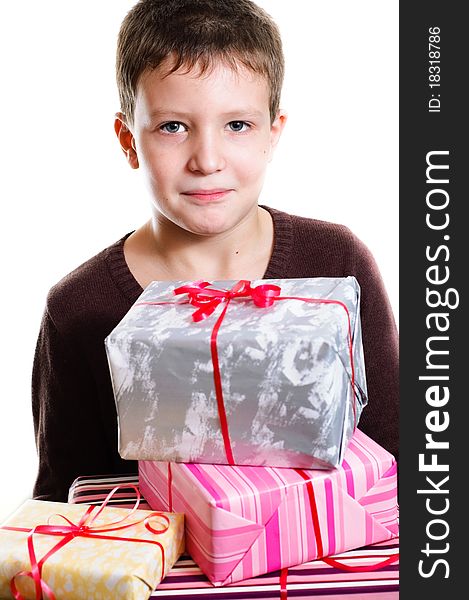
[32,0,398,502]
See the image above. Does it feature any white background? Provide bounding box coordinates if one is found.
[0,1,398,521]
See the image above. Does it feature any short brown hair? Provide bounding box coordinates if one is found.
[116,0,285,125]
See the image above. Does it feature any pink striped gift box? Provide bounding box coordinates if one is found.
[139,429,398,586]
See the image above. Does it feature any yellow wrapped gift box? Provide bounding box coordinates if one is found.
[0,497,184,600]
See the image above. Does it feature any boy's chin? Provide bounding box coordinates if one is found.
[180,218,236,237]
[174,207,254,238]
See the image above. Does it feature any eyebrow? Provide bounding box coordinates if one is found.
[148,109,265,120]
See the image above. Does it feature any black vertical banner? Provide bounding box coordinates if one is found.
[399,2,465,598]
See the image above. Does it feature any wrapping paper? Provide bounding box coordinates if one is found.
[0,499,184,600]
[68,474,151,510]
[68,473,399,599]
[139,429,398,586]
[151,541,399,599]
[105,277,368,469]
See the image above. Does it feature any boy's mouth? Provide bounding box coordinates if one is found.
[182,189,232,202]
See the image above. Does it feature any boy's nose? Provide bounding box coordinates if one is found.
[187,132,226,174]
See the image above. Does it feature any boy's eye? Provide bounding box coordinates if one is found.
[227,121,250,132]
[160,121,187,134]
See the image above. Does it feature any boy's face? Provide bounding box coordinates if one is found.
[116,60,286,237]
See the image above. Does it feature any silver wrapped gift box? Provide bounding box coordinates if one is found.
[105,277,368,469]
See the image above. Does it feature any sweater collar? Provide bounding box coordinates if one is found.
[260,204,293,279]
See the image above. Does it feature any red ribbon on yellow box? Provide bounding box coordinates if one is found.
[1,486,171,600]
[137,279,357,465]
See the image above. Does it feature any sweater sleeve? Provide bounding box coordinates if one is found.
[349,234,399,463]
[31,308,114,502]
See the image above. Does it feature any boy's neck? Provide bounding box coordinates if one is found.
[124,205,274,287]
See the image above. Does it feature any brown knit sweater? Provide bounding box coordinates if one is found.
[32,206,399,501]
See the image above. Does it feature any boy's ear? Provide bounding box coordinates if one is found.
[114,112,139,169]
[268,109,287,162]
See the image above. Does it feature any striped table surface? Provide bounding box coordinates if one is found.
[68,474,399,600]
